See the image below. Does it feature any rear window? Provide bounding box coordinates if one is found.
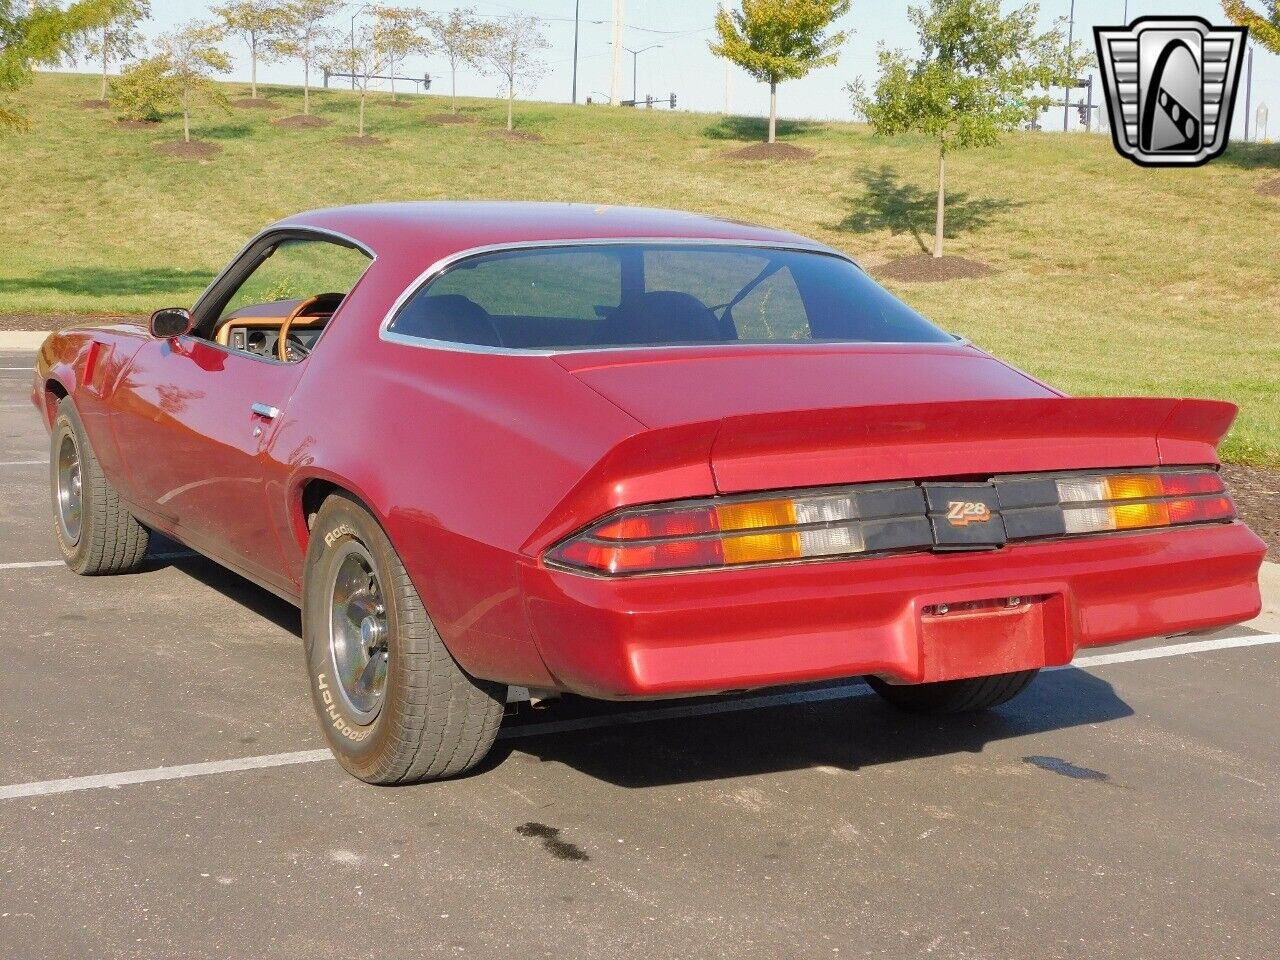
[388,244,952,350]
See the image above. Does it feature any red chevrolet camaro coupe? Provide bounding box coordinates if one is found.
[33,202,1265,784]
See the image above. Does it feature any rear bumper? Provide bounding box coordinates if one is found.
[521,522,1265,699]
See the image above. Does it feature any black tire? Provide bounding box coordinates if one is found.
[866,669,1038,714]
[302,493,505,784]
[50,398,149,575]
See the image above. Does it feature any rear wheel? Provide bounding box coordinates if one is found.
[866,669,1038,714]
[50,398,149,575]
[302,493,505,784]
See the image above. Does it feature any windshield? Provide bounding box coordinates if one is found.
[388,244,953,350]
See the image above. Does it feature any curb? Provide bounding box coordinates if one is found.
[0,331,50,350]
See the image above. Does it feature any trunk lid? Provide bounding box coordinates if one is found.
[554,345,1235,493]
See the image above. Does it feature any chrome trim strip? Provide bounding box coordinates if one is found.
[376,237,892,358]
[191,224,376,317]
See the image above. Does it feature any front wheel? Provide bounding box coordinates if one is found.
[50,398,150,575]
[301,493,505,784]
[866,669,1038,714]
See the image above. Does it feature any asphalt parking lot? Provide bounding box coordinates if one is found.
[1,348,1278,960]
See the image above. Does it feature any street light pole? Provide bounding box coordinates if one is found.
[1063,0,1075,131]
[572,0,581,104]
[1244,43,1253,141]
[350,5,373,91]
[623,44,662,104]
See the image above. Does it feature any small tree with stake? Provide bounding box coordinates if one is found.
[849,0,1083,259]
[482,12,547,133]
[75,0,150,102]
[711,0,850,145]
[271,0,340,116]
[213,0,285,102]
[372,6,431,103]
[154,21,232,143]
[321,24,390,139]
[427,7,492,115]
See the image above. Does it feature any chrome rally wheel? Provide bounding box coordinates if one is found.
[328,542,389,723]
[54,427,83,547]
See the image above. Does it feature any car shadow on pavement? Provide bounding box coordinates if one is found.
[498,669,1132,788]
[145,540,302,638]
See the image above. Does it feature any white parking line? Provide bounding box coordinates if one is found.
[0,551,198,571]
[0,460,44,466]
[1,632,1276,802]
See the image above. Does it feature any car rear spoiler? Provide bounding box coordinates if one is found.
[710,397,1237,492]
[526,397,1236,551]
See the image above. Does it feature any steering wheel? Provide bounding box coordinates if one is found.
[277,292,344,362]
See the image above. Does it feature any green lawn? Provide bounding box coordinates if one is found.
[1,72,1278,464]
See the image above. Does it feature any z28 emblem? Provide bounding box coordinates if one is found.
[946,501,992,525]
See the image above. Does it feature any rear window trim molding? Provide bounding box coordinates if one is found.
[377,237,950,357]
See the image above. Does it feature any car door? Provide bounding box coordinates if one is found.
[111,334,302,590]
[109,229,373,592]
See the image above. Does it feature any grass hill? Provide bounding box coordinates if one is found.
[1,71,1278,465]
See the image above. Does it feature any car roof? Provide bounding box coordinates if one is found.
[275,202,831,262]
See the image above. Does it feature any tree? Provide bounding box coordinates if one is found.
[154,21,232,142]
[427,7,491,114]
[76,0,149,101]
[849,0,1082,258]
[1,0,122,129]
[372,6,430,102]
[710,0,850,144]
[213,0,285,100]
[321,23,390,137]
[110,53,176,120]
[1222,1,1280,54]
[272,0,340,116]
[482,12,547,132]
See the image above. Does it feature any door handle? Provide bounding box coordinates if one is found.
[251,402,280,420]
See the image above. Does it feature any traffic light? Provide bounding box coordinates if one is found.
[670,93,677,109]
[1077,103,1088,126]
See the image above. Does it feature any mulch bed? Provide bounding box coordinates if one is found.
[113,119,160,129]
[154,140,222,160]
[339,135,386,147]
[1257,177,1280,198]
[875,254,995,282]
[78,99,110,109]
[1222,465,1280,561]
[426,113,476,125]
[232,97,279,110]
[273,114,331,128]
[725,142,815,162]
[486,129,542,142]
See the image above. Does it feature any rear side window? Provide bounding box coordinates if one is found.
[388,243,952,350]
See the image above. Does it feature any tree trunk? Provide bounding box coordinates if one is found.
[507,78,514,131]
[933,144,946,259]
[451,64,457,113]
[250,43,258,99]
[768,80,777,144]
[182,90,190,143]
[303,58,310,115]
[100,28,108,100]
[359,94,365,138]
[390,56,397,101]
